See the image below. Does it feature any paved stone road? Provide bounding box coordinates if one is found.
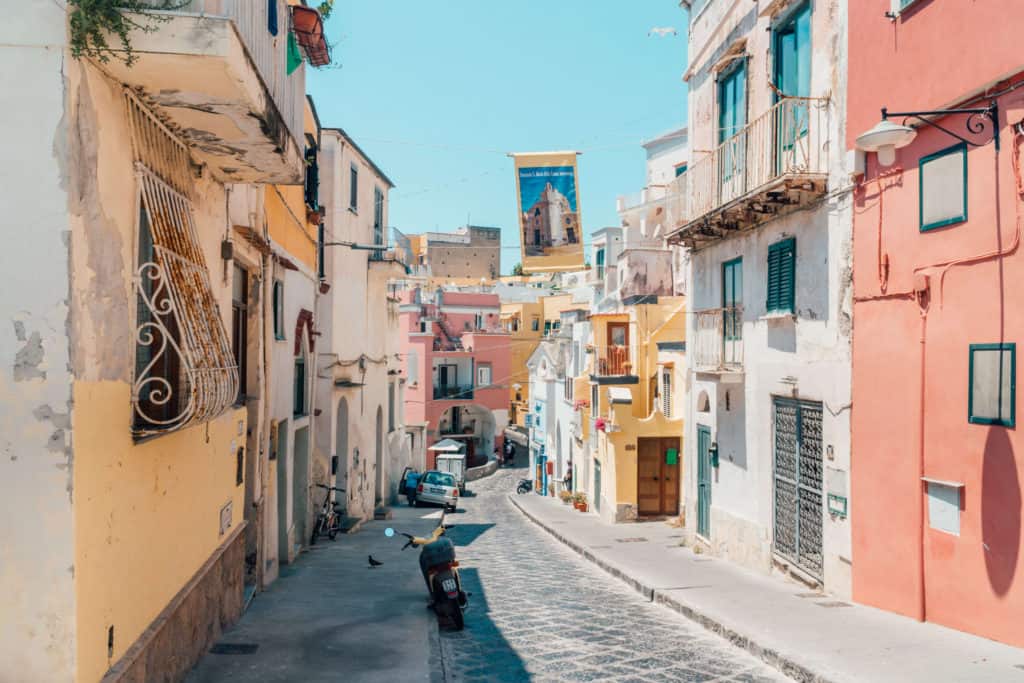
[436,465,787,683]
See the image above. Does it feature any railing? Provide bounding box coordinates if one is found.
[146,0,305,151]
[597,346,630,376]
[433,384,474,400]
[686,97,828,223]
[693,307,744,372]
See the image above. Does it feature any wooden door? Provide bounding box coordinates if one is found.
[637,438,681,516]
[637,439,662,515]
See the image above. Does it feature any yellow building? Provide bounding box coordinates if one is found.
[0,3,330,681]
[584,298,686,523]
[501,302,544,426]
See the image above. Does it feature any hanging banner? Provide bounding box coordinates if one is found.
[512,151,585,273]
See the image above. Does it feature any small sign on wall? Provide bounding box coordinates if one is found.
[665,448,678,465]
[220,501,233,537]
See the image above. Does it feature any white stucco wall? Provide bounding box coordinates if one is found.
[0,3,76,679]
[682,0,852,595]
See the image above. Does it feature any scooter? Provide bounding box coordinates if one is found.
[386,512,468,630]
[516,478,533,494]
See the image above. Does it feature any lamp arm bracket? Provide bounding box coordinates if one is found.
[882,102,1000,150]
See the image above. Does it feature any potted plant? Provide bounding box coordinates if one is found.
[547,482,555,497]
[559,490,573,505]
[573,492,588,512]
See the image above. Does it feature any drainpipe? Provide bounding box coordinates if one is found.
[916,304,928,622]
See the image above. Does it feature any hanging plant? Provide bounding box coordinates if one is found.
[68,0,188,67]
[317,0,335,20]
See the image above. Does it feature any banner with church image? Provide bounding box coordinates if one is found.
[513,151,585,273]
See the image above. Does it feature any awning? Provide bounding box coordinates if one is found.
[608,387,633,405]
[428,438,465,452]
[291,6,331,67]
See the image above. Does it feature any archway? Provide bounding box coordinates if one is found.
[375,406,384,506]
[335,398,349,512]
[438,404,496,467]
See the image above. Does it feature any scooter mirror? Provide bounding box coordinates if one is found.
[384,528,395,538]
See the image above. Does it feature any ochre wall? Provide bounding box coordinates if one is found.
[266,184,317,271]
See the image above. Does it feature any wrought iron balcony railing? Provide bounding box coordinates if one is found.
[693,307,744,373]
[433,384,474,400]
[670,97,829,248]
[596,346,631,377]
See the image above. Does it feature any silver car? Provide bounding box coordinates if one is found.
[416,470,460,511]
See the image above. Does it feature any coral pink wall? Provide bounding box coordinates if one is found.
[849,1,1024,645]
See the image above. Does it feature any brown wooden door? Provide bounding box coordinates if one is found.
[637,437,681,515]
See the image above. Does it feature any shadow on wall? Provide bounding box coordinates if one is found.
[982,426,1020,595]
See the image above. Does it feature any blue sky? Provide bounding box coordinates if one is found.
[307,1,688,273]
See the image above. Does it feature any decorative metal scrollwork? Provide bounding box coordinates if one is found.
[133,260,195,433]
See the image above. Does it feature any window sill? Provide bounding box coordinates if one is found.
[759,312,795,323]
[348,207,358,215]
[274,334,287,342]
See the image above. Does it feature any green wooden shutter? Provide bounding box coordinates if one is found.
[767,238,796,314]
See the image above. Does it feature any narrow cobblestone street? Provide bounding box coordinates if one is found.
[435,466,786,683]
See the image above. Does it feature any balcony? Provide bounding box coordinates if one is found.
[668,97,829,249]
[591,346,638,384]
[693,307,744,375]
[105,0,308,184]
[433,384,474,401]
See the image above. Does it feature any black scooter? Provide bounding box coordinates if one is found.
[386,512,468,630]
[516,478,533,494]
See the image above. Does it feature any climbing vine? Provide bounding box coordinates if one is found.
[68,0,186,67]
[317,1,335,20]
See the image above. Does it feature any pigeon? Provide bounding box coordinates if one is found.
[368,555,384,568]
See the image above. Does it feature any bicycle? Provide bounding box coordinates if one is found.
[311,484,346,544]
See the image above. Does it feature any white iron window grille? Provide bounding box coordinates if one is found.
[662,370,672,418]
[128,91,239,437]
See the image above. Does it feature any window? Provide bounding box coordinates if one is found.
[920,143,968,231]
[662,370,672,418]
[591,384,599,415]
[544,321,552,336]
[723,257,743,340]
[349,163,358,211]
[531,317,540,332]
[475,313,483,330]
[272,281,285,340]
[293,355,307,417]
[317,224,325,280]
[595,248,605,280]
[674,164,688,177]
[231,264,249,404]
[373,187,384,256]
[969,343,1015,427]
[564,376,573,402]
[388,382,395,432]
[766,238,796,314]
[477,364,492,387]
[717,60,747,179]
[304,142,319,210]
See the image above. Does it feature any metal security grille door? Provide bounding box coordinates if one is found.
[697,425,712,538]
[773,398,824,578]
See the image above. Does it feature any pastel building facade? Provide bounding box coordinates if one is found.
[401,289,510,468]
[848,0,1024,646]
[673,0,853,595]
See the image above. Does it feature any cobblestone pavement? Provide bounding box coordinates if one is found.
[435,465,788,683]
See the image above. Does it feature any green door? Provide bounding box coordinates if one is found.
[593,458,601,513]
[697,425,712,538]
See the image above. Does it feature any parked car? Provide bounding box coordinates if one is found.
[416,470,460,511]
[435,451,467,494]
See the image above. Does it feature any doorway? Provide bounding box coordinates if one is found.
[293,426,310,553]
[335,398,349,512]
[593,458,601,513]
[606,322,629,375]
[375,406,384,506]
[276,419,289,563]
[637,437,680,516]
[697,425,712,539]
[772,397,824,578]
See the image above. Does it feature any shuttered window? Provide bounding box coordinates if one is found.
[920,143,967,232]
[766,238,796,314]
[969,344,1015,427]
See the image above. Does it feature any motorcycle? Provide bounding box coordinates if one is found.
[516,478,533,494]
[386,512,468,630]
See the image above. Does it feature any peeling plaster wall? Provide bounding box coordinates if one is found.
[0,3,77,679]
[683,0,852,596]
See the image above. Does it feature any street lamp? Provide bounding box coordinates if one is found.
[855,102,1000,167]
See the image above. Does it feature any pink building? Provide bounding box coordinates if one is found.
[849,0,1024,646]
[400,288,510,468]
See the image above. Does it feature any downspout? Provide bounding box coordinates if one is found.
[257,200,273,591]
[916,299,929,622]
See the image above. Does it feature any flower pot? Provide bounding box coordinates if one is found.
[577,503,588,513]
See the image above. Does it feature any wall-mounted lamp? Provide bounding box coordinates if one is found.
[855,102,999,167]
